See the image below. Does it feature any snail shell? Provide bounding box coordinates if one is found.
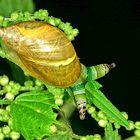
[0,21,81,87]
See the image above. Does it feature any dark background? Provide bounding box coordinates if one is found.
[33,0,140,138]
[0,0,140,138]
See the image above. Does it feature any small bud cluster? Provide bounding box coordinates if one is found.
[87,105,137,130]
[87,105,108,128]
[0,9,79,41]
[86,104,140,139]
[46,85,64,106]
[54,90,64,106]
[0,113,20,140]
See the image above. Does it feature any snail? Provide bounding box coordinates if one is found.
[0,21,115,120]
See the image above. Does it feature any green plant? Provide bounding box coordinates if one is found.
[0,1,140,140]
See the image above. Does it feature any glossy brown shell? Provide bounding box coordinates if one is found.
[0,21,81,87]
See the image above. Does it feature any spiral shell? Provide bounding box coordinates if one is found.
[0,21,81,87]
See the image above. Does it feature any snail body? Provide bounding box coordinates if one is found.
[0,21,115,120]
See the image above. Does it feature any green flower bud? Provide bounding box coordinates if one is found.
[64,22,71,31]
[35,79,43,87]
[10,83,21,95]
[24,11,33,21]
[2,112,10,122]
[121,112,128,120]
[114,122,120,129]
[87,106,96,114]
[5,92,15,101]
[23,14,33,21]
[58,22,66,30]
[18,12,24,18]
[80,137,86,140]
[86,135,96,140]
[72,28,79,36]
[3,85,12,92]
[135,121,140,130]
[11,12,20,20]
[55,98,63,106]
[0,133,4,140]
[0,75,9,86]
[126,120,134,130]
[24,80,33,89]
[93,134,102,140]
[54,18,61,26]
[64,29,71,35]
[2,126,11,135]
[98,119,108,127]
[34,9,48,20]
[67,34,74,41]
[97,111,106,119]
[50,125,57,133]
[48,17,56,26]
[10,131,20,140]
[91,113,99,121]
[9,81,15,86]
[39,9,49,17]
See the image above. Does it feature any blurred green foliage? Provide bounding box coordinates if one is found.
[0,0,35,17]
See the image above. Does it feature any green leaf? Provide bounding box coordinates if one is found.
[85,81,130,129]
[86,81,102,105]
[90,81,103,90]
[10,90,57,140]
[0,0,35,17]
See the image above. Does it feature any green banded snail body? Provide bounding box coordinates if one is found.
[0,21,115,120]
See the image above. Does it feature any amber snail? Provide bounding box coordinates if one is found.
[0,21,115,120]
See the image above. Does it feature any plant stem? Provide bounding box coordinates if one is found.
[61,97,76,119]
[56,106,82,140]
[0,99,12,105]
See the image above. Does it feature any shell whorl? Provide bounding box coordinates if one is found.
[1,21,81,87]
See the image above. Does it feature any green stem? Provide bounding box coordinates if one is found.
[55,120,81,140]
[71,131,82,140]
[56,108,81,140]
[61,97,76,119]
[0,99,12,105]
[104,123,114,140]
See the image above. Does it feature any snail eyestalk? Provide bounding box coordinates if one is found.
[107,63,116,69]
[86,63,116,81]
